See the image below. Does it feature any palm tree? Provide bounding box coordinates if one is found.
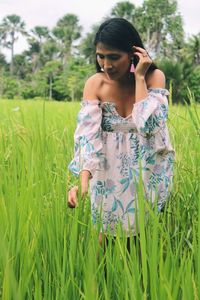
[0,27,7,53]
[27,26,51,73]
[187,33,200,65]
[139,0,184,59]
[0,14,27,75]
[41,60,62,99]
[52,14,82,66]
[79,24,99,64]
[0,53,7,68]
[31,26,50,46]
[110,1,136,22]
[12,53,29,79]
[179,33,200,73]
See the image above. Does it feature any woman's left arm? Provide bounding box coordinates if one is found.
[133,46,165,102]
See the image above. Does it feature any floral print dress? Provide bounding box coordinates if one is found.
[68,88,175,235]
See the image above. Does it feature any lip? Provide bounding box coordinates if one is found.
[106,71,117,76]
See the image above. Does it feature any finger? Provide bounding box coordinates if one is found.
[68,201,76,208]
[67,191,77,208]
[133,46,150,58]
[68,197,77,208]
[71,187,78,197]
[133,51,144,58]
[67,186,78,201]
[68,193,76,204]
[134,52,151,63]
[66,186,78,196]
[133,46,147,53]
[133,52,148,62]
[69,191,77,205]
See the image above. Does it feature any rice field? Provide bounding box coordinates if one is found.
[0,96,199,300]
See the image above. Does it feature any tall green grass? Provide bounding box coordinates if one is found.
[0,98,199,299]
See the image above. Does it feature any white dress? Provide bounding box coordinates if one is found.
[68,88,175,235]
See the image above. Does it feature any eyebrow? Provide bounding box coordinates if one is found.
[96,52,120,56]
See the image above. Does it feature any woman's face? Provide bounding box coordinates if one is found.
[96,43,131,81]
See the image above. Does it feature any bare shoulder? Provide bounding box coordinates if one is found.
[146,69,166,89]
[83,73,104,100]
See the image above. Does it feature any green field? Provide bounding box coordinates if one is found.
[0,99,199,299]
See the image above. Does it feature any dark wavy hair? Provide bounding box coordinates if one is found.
[94,17,157,74]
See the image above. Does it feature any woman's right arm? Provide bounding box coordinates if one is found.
[67,75,102,208]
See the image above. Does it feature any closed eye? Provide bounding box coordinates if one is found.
[108,55,120,60]
[96,53,121,61]
[97,54,105,59]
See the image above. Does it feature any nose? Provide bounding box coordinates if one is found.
[103,58,113,70]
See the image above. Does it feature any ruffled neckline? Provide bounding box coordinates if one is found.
[82,88,169,105]
[82,88,169,119]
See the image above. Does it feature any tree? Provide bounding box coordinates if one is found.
[138,0,184,59]
[30,26,50,46]
[1,76,19,99]
[158,58,184,103]
[42,40,59,62]
[12,53,29,79]
[0,53,8,69]
[79,24,99,64]
[52,14,82,66]
[54,57,94,101]
[27,26,51,73]
[0,27,7,52]
[0,54,9,97]
[40,60,62,99]
[110,1,136,22]
[182,33,200,66]
[0,14,27,75]
[186,66,200,102]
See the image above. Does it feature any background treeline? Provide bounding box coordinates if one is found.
[0,0,200,103]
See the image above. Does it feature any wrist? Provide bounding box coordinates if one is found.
[135,75,145,82]
[80,169,92,179]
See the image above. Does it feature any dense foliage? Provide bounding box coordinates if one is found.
[0,0,200,103]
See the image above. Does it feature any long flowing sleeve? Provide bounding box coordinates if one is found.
[132,88,175,210]
[68,99,104,178]
[132,88,169,136]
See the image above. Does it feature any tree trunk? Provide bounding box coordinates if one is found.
[10,31,14,76]
[49,76,52,100]
[146,28,150,50]
[155,30,162,57]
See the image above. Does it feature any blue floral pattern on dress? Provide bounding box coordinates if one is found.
[68,89,175,235]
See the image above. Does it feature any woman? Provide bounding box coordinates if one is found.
[67,18,175,242]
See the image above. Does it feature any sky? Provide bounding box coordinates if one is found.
[1,0,200,60]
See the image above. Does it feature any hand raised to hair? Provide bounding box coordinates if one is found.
[132,46,152,79]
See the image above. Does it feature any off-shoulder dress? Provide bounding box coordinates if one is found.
[68,88,175,235]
